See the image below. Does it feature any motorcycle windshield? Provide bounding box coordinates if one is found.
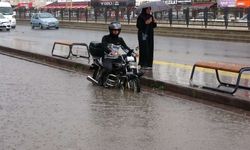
[108,44,126,55]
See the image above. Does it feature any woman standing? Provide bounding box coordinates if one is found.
[136,7,157,70]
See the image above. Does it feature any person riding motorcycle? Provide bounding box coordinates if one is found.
[102,21,133,56]
[88,21,143,88]
[101,22,134,72]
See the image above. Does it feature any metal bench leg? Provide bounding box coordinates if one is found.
[216,69,238,88]
[51,43,56,56]
[237,68,250,90]
[215,69,222,84]
[216,68,250,94]
[51,43,72,59]
[230,71,243,94]
[189,65,196,86]
[66,45,73,59]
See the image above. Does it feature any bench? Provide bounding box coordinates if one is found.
[190,61,250,94]
[51,41,90,60]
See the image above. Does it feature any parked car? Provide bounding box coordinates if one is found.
[163,13,186,21]
[0,2,16,29]
[215,14,237,22]
[237,14,248,23]
[0,13,10,31]
[190,12,214,21]
[30,12,59,29]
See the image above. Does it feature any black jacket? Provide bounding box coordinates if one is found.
[102,34,132,54]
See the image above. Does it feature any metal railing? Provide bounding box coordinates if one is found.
[15,7,250,30]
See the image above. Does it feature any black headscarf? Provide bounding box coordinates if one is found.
[139,7,152,21]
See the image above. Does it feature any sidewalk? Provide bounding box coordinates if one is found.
[0,44,250,111]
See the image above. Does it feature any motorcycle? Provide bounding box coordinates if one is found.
[87,41,142,92]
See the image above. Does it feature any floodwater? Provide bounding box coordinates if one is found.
[1,55,250,150]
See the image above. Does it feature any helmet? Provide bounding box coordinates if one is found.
[109,22,122,31]
[109,21,121,31]
[108,22,121,36]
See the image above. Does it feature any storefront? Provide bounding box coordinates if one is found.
[90,0,135,21]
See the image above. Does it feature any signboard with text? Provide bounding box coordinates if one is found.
[236,0,250,7]
[218,0,236,7]
[218,0,250,8]
[91,0,135,7]
[58,0,91,2]
[165,0,177,5]
[165,0,191,5]
[177,0,191,4]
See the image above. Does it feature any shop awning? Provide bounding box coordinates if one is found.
[237,0,250,8]
[16,2,33,9]
[43,2,88,9]
[191,2,217,10]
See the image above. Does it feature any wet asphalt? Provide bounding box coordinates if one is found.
[1,54,250,150]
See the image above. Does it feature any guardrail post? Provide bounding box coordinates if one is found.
[185,7,189,28]
[69,8,72,21]
[224,7,229,29]
[115,6,119,21]
[126,7,131,24]
[94,7,97,22]
[104,7,107,23]
[168,8,172,27]
[60,9,63,21]
[85,8,88,22]
[76,8,80,21]
[204,7,208,28]
[248,7,250,30]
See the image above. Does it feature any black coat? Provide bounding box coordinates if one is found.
[102,34,131,54]
[136,13,157,67]
[101,34,132,71]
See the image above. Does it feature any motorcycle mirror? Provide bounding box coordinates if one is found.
[135,46,139,51]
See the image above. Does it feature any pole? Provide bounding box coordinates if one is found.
[204,7,208,28]
[224,7,229,29]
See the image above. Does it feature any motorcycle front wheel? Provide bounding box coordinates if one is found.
[93,68,106,86]
[127,78,141,93]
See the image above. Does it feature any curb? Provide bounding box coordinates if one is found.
[1,45,250,111]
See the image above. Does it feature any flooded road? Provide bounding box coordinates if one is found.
[1,55,250,150]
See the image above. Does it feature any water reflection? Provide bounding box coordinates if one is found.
[87,87,159,149]
[90,87,155,128]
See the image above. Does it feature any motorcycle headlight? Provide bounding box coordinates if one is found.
[129,62,137,69]
[126,56,135,62]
